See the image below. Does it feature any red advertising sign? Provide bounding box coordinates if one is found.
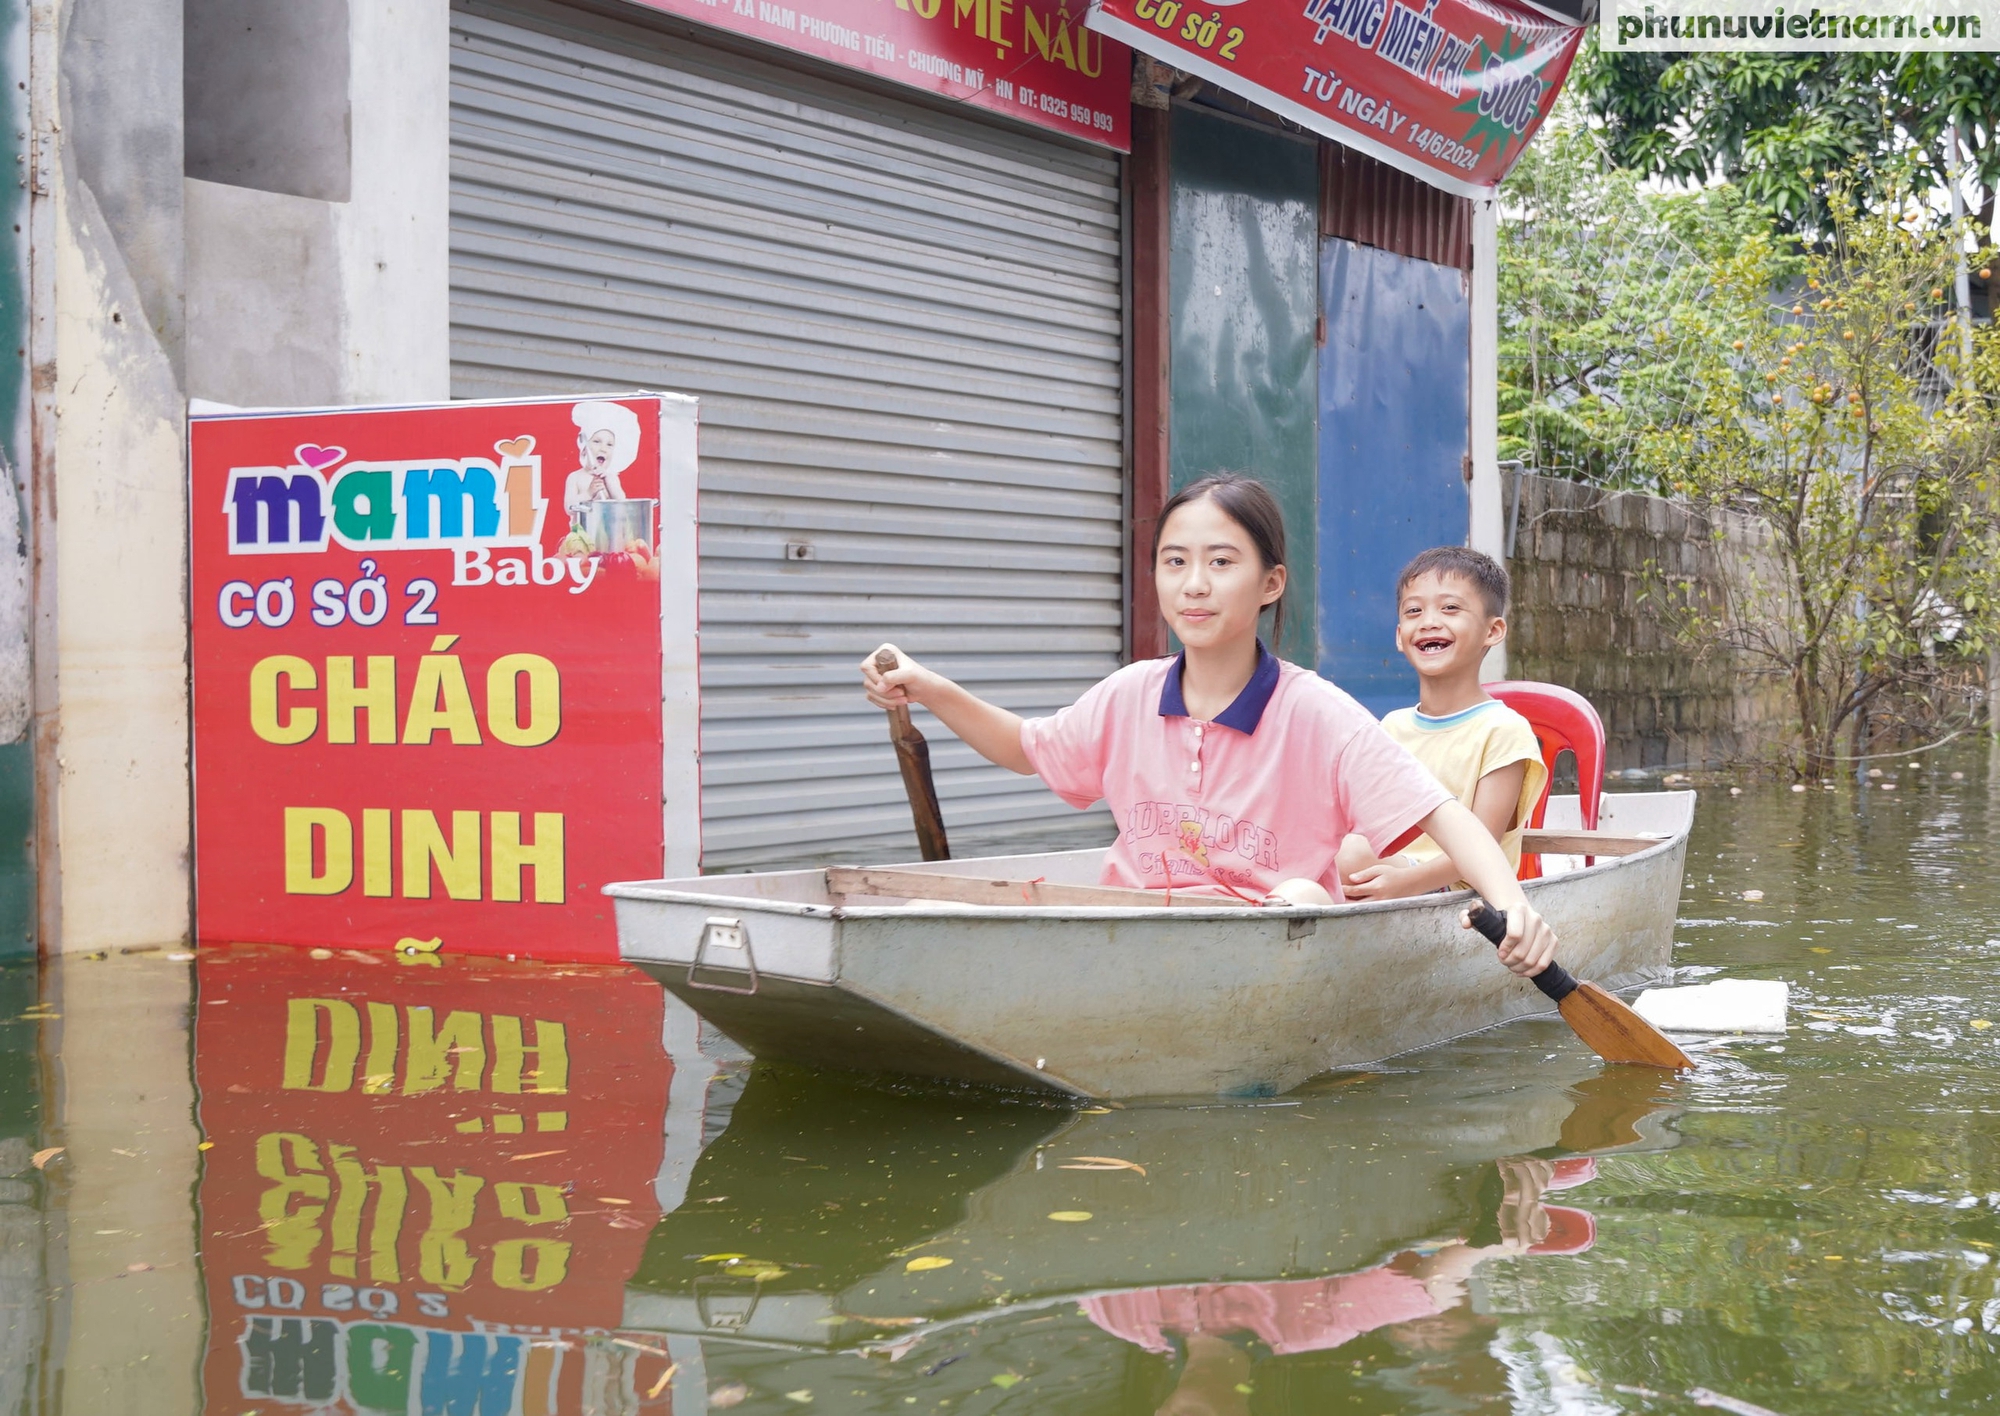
[1087,0,1581,195]
[194,946,677,1413]
[190,394,701,962]
[632,0,1131,150]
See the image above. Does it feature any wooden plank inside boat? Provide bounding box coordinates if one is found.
[1519,829,1662,857]
[824,867,1259,909]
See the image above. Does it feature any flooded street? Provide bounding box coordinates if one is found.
[12,766,2000,1415]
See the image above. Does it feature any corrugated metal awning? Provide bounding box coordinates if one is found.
[1321,143,1473,271]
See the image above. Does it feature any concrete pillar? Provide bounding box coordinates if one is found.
[44,0,193,952]
[338,0,450,403]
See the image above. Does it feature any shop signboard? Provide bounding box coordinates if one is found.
[631,0,1131,150]
[194,948,678,1412]
[189,393,699,961]
[1086,0,1581,195]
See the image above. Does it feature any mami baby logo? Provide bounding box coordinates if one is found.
[224,439,550,556]
[220,401,662,593]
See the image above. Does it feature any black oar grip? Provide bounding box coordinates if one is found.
[1466,899,1578,1004]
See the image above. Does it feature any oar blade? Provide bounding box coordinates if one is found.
[1557,982,1696,1070]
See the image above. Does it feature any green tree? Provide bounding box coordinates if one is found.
[1497,105,1769,489]
[1575,42,2000,237]
[1644,192,2000,775]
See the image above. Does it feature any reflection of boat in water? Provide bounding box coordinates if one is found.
[620,1049,1682,1384]
[608,792,1694,1099]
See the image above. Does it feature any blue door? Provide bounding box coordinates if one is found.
[1316,239,1470,718]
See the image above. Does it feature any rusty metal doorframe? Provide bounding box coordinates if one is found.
[26,0,55,961]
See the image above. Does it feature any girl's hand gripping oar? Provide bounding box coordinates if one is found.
[1465,900,1693,1070]
[872,647,951,862]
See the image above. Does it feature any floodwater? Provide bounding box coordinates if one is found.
[10,762,2000,1414]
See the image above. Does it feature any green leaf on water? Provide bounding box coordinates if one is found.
[991,1375,1021,1389]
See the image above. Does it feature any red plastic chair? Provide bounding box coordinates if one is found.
[1487,681,1605,832]
[1487,681,1605,880]
[1374,682,1606,881]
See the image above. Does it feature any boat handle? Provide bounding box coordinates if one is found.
[692,1273,763,1330]
[1466,899,1578,1004]
[687,916,759,995]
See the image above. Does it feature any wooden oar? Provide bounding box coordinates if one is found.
[1466,900,1693,1070]
[873,647,950,861]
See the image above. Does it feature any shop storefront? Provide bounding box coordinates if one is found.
[25,0,1586,949]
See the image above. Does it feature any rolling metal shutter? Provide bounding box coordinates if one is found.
[448,0,1123,870]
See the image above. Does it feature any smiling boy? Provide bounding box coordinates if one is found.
[1337,547,1547,901]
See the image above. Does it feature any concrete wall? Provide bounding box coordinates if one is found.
[1505,471,1793,771]
[185,0,449,408]
[37,0,450,953]
[185,0,351,202]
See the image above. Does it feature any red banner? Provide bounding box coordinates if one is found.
[1087,0,1580,195]
[631,0,1131,150]
[190,394,701,962]
[194,947,676,1413]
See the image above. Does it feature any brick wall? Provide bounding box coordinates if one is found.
[1503,472,1792,771]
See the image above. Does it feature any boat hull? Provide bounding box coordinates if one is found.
[610,791,1694,1099]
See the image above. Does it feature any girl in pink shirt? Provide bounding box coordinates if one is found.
[860,474,1558,976]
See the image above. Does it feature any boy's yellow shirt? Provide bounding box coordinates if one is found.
[1381,699,1548,869]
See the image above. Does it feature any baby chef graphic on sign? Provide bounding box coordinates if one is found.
[564,400,637,517]
[190,392,700,961]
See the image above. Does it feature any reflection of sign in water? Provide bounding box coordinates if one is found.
[226,1319,681,1414]
[195,948,675,1413]
[190,393,699,960]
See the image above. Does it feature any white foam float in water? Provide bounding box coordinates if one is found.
[1633,978,1789,1034]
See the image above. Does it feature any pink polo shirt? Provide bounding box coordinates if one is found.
[1019,648,1451,899]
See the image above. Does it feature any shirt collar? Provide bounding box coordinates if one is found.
[1158,642,1282,734]
[1411,699,1500,729]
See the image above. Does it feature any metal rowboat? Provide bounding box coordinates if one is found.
[606,790,1695,1100]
